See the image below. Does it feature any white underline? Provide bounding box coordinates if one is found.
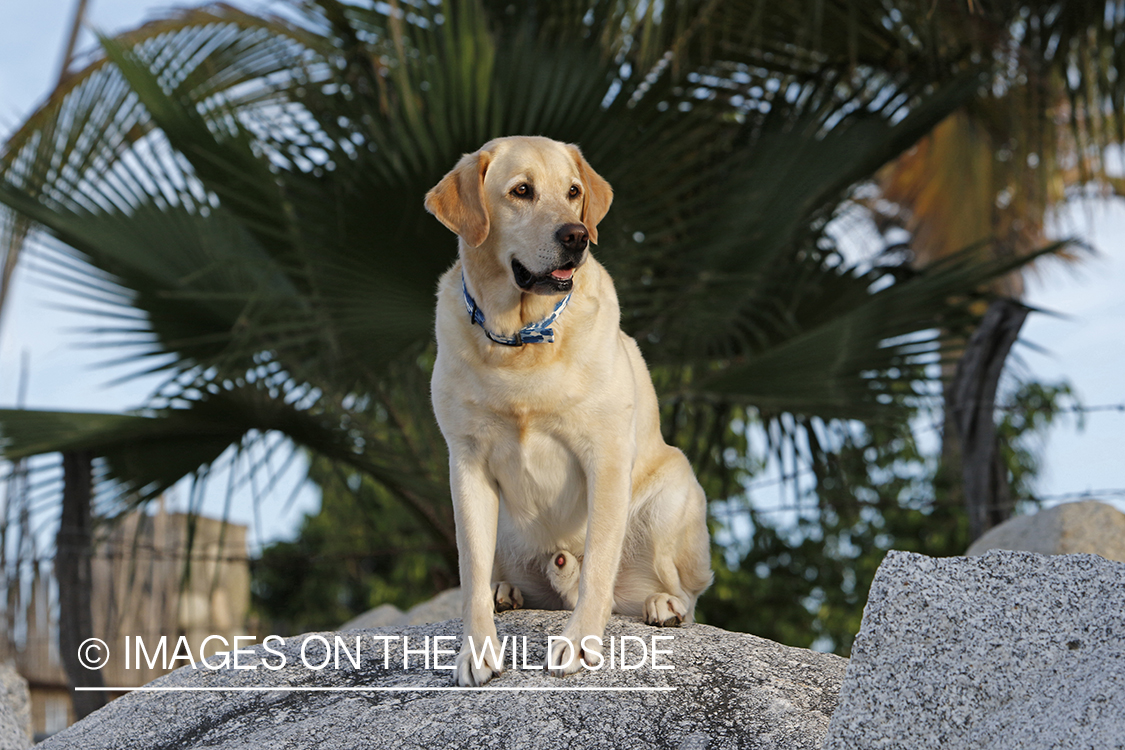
[76,686,674,692]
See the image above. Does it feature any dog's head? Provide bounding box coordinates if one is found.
[425,136,613,295]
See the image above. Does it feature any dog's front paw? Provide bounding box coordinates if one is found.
[546,633,603,677]
[644,593,687,627]
[492,581,524,613]
[454,635,506,687]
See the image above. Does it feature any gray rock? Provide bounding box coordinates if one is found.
[825,549,1125,750]
[0,662,30,750]
[966,500,1125,562]
[394,588,463,626]
[339,603,403,630]
[0,701,27,750]
[40,610,846,750]
[340,588,464,630]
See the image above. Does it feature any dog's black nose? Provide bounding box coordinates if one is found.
[555,223,589,254]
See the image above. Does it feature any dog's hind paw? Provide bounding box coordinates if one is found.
[644,593,686,627]
[492,581,524,613]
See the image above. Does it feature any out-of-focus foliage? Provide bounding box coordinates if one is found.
[253,455,454,635]
[996,379,1080,504]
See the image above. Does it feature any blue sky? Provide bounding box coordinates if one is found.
[1,1,1122,552]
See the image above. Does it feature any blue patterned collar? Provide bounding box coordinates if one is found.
[461,273,572,347]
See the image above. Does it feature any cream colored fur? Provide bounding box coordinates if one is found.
[426,136,712,687]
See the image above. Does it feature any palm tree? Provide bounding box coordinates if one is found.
[869,2,1125,537]
[0,0,1118,656]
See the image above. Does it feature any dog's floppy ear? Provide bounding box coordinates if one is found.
[567,144,613,244]
[425,149,492,248]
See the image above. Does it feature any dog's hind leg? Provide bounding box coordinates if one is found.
[642,461,713,627]
[641,544,693,626]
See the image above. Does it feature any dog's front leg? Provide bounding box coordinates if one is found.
[547,456,631,676]
[450,456,505,687]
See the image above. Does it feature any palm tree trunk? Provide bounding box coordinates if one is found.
[949,299,1029,542]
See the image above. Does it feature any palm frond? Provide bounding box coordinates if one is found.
[0,381,455,548]
[685,242,1069,419]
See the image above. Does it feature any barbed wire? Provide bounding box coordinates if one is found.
[995,402,1125,413]
[2,541,449,567]
[1033,488,1125,502]
[720,488,1125,515]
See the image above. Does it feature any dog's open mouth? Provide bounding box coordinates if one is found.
[512,259,579,294]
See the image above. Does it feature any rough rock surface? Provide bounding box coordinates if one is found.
[0,701,26,750]
[825,549,1125,750]
[41,610,845,750]
[966,500,1125,562]
[340,588,463,630]
[0,663,29,750]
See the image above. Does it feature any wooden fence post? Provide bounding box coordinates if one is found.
[56,449,106,720]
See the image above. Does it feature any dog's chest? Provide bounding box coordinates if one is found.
[485,415,587,547]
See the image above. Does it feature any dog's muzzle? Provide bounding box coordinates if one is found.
[512,223,589,294]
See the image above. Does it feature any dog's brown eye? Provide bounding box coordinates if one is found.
[511,183,532,199]
[568,185,581,199]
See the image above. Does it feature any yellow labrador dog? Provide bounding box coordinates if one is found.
[426,136,712,686]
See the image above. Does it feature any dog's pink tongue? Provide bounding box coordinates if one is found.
[551,268,574,280]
